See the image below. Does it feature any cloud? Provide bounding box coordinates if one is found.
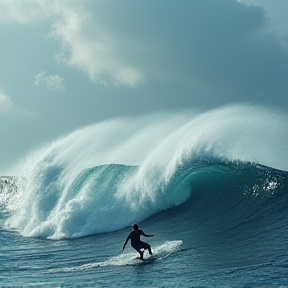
[54,0,287,98]
[238,0,288,36]
[35,71,65,91]
[0,0,144,88]
[0,92,14,114]
[50,2,144,87]
[0,0,53,24]
[0,0,287,100]
[0,92,33,117]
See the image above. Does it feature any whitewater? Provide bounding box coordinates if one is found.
[1,104,288,287]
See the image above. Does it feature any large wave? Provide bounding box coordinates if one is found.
[4,105,288,239]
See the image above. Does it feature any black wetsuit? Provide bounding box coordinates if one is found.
[123,229,154,254]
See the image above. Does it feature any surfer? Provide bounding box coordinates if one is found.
[122,224,155,260]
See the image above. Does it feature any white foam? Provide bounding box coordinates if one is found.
[51,240,182,273]
[5,105,288,239]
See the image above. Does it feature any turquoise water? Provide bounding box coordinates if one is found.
[1,105,288,287]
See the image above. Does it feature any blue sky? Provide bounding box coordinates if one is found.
[0,0,287,174]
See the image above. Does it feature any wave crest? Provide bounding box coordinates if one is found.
[4,105,288,239]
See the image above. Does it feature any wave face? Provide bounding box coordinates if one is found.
[3,105,288,239]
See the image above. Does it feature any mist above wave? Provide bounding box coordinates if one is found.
[4,105,288,239]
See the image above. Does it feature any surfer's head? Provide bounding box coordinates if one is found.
[132,223,138,230]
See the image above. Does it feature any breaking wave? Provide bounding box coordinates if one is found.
[2,105,288,239]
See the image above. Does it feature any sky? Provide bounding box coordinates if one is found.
[0,0,287,174]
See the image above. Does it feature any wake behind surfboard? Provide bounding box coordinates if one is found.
[51,240,182,272]
[131,240,182,263]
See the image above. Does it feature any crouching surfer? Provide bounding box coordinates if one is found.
[122,224,156,260]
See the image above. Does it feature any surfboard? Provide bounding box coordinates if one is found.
[134,256,152,260]
[134,255,156,264]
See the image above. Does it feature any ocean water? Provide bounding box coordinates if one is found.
[1,105,288,287]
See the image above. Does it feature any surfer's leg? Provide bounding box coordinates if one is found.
[132,244,144,259]
[146,244,152,255]
[139,250,144,260]
[136,248,144,259]
[148,246,152,255]
[141,242,152,255]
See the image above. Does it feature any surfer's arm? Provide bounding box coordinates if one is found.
[122,234,131,252]
[141,230,155,237]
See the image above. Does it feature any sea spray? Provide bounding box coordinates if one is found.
[4,105,288,239]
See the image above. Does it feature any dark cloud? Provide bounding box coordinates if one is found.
[90,0,288,107]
